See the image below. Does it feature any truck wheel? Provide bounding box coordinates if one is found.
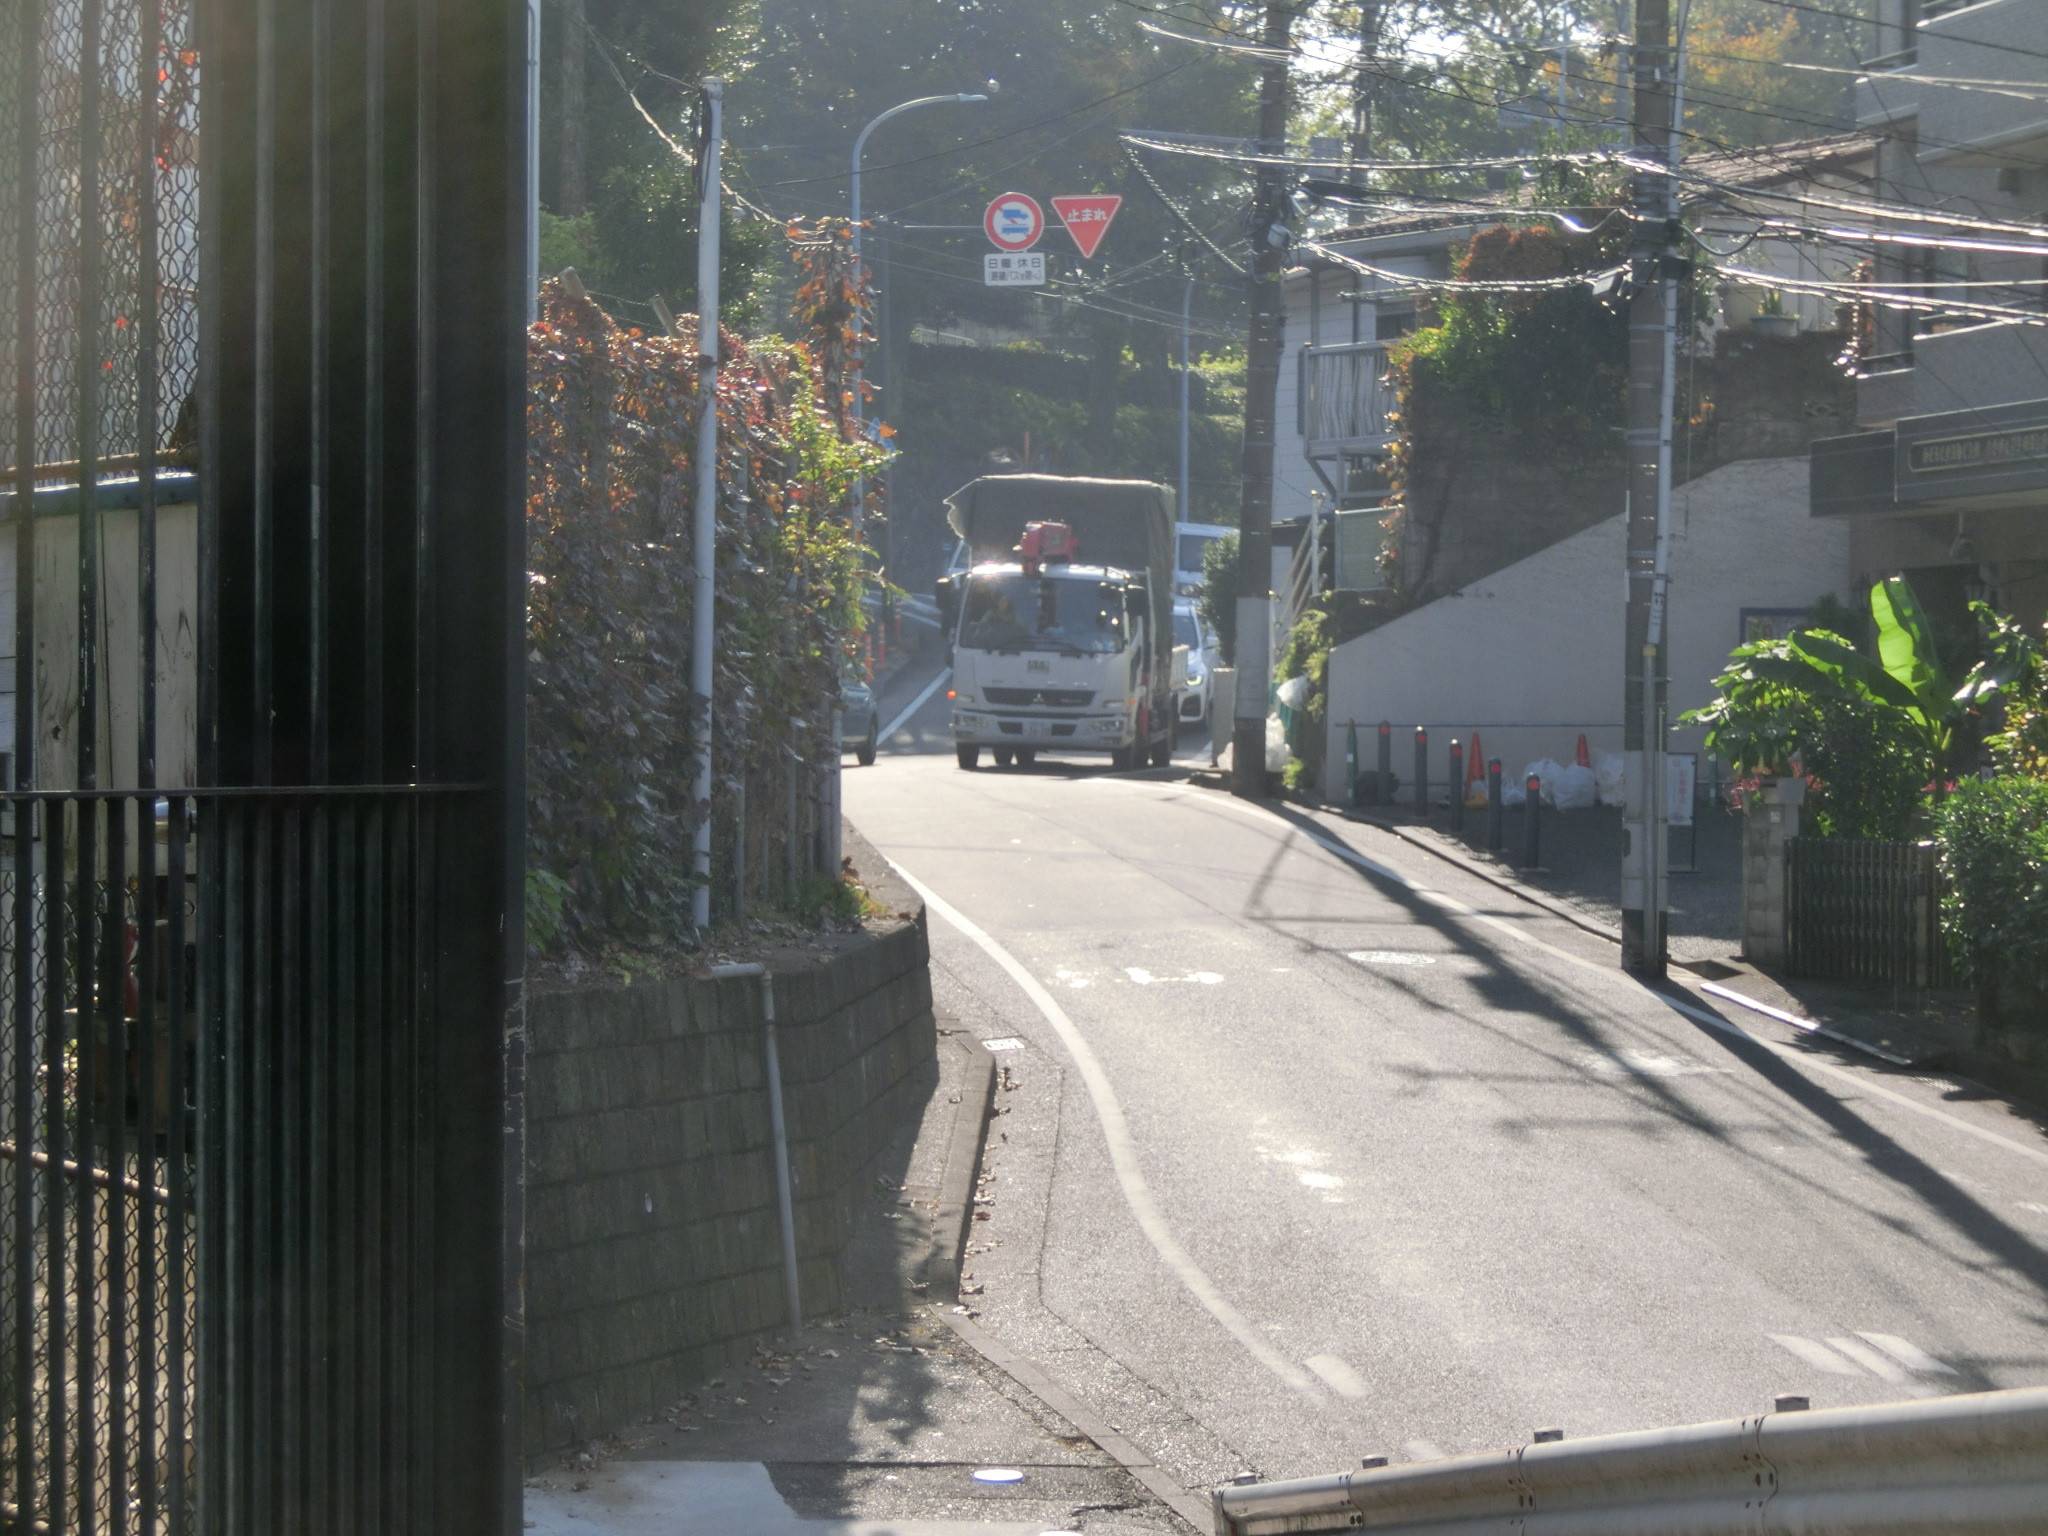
[1016,750,1037,768]
[1149,731,1172,768]
[1110,744,1136,772]
[956,745,980,770]
[856,740,877,767]
[994,748,1015,767]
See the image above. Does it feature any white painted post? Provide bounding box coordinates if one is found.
[689,79,723,934]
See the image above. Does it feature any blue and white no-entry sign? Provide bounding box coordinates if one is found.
[984,191,1044,252]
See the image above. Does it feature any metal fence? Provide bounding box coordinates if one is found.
[1786,836,1957,991]
[2,805,197,1534]
[4,0,528,1531]
[0,0,201,481]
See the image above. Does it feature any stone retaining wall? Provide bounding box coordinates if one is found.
[523,914,934,1457]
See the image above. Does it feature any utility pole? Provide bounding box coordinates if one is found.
[690,78,724,933]
[1178,266,1194,523]
[1231,0,1295,800]
[1621,0,1679,974]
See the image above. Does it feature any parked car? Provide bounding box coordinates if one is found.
[841,672,879,766]
[1174,601,1214,732]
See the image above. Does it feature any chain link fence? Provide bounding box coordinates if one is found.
[2,803,198,1535]
[3,0,203,1528]
[1,0,200,481]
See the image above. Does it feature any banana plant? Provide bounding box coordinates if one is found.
[1687,577,1975,788]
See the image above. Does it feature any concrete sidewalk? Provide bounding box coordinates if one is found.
[524,1012,1194,1535]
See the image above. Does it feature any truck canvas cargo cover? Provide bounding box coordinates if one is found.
[944,474,1174,598]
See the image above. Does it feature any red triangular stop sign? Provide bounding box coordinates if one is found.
[1053,195,1122,260]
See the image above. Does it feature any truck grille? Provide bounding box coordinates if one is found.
[984,686,1093,709]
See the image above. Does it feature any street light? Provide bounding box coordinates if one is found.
[848,83,995,540]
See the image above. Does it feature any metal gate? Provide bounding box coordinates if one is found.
[2,1,526,1532]
[1785,836,1957,992]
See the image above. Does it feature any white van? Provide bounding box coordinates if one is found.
[1173,522,1235,599]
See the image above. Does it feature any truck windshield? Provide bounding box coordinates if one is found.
[960,573,1129,655]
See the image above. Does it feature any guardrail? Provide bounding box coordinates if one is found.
[1211,1387,2048,1535]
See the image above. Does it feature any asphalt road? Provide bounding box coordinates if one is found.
[850,656,2048,1500]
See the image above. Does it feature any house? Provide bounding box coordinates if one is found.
[1297,134,1899,795]
[1809,0,2048,633]
[1273,133,1881,547]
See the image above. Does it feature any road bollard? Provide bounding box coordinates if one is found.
[1376,721,1392,804]
[1487,758,1503,851]
[1523,772,1542,867]
[1347,722,1361,807]
[1413,726,1428,818]
[1448,739,1464,834]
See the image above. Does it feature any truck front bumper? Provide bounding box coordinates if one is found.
[951,709,1135,750]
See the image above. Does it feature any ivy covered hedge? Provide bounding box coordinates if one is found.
[525,257,876,960]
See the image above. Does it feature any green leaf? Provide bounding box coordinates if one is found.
[1783,630,1927,723]
[1868,575,1946,713]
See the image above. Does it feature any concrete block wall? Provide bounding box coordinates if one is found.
[1321,456,1851,798]
[523,916,936,1457]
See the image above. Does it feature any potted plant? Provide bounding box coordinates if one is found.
[1750,288,1798,338]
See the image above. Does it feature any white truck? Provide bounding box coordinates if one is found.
[940,474,1182,772]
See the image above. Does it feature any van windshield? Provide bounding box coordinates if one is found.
[960,572,1129,655]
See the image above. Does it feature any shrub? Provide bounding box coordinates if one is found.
[1935,776,2048,1016]
[1275,604,1333,784]
[1199,532,1240,666]
[525,275,876,959]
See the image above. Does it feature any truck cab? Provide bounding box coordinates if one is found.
[949,523,1175,771]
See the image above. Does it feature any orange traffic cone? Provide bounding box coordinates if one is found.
[1575,733,1591,768]
[1465,731,1488,807]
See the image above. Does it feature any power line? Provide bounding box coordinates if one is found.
[761,60,1196,191]
[1122,144,1250,274]
[1134,18,1292,60]
[1742,0,2048,67]
[1301,237,1626,294]
[1714,261,2048,327]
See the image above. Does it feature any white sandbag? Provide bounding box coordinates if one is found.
[1553,762,1597,811]
[1594,750,1627,807]
[1275,674,1311,708]
[1265,714,1289,774]
[1501,775,1527,807]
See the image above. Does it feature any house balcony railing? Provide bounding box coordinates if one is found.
[1299,340,1394,459]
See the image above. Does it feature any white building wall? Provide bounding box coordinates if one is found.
[1320,456,1851,793]
[0,499,200,790]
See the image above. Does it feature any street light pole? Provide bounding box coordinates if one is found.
[848,88,992,536]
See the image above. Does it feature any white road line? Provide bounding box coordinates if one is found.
[1104,780,2048,1172]
[880,667,952,744]
[1698,979,1915,1067]
[1825,1335,1909,1382]
[1303,1354,1368,1399]
[1769,1334,1862,1376]
[887,857,1322,1400]
[1860,1331,1957,1376]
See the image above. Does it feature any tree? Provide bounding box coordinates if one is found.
[539,0,777,318]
